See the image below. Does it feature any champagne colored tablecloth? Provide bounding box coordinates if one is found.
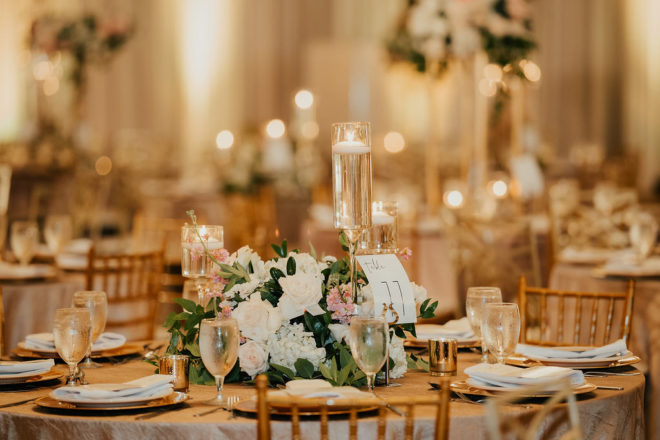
[0,352,644,439]
[550,262,657,439]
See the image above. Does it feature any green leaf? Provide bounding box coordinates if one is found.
[174,297,198,313]
[286,256,296,275]
[294,358,314,379]
[337,364,352,386]
[319,363,336,385]
[270,267,285,281]
[281,239,288,256]
[309,242,318,260]
[270,363,295,379]
[338,345,353,369]
[184,342,200,357]
[338,231,349,252]
[163,312,177,329]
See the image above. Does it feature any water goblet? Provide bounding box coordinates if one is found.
[53,308,91,386]
[465,287,502,362]
[72,290,108,371]
[181,225,223,309]
[44,215,72,255]
[332,122,372,307]
[10,220,38,265]
[482,303,521,365]
[199,317,239,406]
[349,315,389,392]
[629,212,658,263]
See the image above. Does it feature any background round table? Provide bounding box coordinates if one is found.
[0,352,645,439]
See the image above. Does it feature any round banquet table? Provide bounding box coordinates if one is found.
[550,262,660,439]
[0,352,644,439]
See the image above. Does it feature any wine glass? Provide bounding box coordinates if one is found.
[482,303,521,364]
[629,212,658,263]
[10,220,38,265]
[332,122,372,306]
[358,201,398,255]
[181,225,223,309]
[199,317,239,406]
[53,308,91,386]
[72,291,108,372]
[44,215,72,255]
[349,315,389,392]
[465,287,502,363]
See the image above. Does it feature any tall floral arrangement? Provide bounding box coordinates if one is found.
[162,211,437,386]
[388,0,535,76]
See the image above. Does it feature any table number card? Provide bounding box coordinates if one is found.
[356,254,417,324]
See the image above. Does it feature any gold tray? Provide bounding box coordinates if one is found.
[35,391,188,411]
[13,342,143,360]
[234,398,379,417]
[404,338,481,349]
[506,354,641,370]
[0,369,63,386]
[450,380,597,398]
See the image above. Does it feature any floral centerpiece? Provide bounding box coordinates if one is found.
[161,211,437,386]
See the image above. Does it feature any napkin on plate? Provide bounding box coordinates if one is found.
[465,363,585,388]
[415,317,475,340]
[283,379,369,398]
[0,359,54,375]
[25,332,127,351]
[516,339,627,360]
[52,375,174,400]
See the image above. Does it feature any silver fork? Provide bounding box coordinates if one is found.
[452,391,486,405]
[584,371,640,377]
[193,395,239,418]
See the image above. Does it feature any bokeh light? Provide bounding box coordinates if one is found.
[294,90,314,109]
[95,155,113,175]
[266,119,286,138]
[216,130,234,149]
[444,190,464,209]
[383,131,405,153]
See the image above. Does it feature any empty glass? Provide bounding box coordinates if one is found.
[44,215,72,255]
[199,317,239,406]
[72,291,108,371]
[465,287,502,362]
[349,315,389,391]
[629,212,658,263]
[482,303,521,364]
[10,221,38,265]
[53,308,91,386]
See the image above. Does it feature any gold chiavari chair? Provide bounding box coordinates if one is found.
[518,276,635,346]
[0,286,4,356]
[256,375,450,440]
[485,377,583,440]
[85,247,164,340]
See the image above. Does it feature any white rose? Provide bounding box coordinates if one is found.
[278,273,324,319]
[328,324,350,344]
[411,282,428,305]
[292,252,323,277]
[238,340,269,378]
[231,246,267,281]
[233,293,283,342]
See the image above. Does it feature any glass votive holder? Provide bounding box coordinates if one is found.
[428,338,457,377]
[159,354,190,392]
[358,201,398,254]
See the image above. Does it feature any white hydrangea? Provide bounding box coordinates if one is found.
[224,279,261,301]
[388,335,407,379]
[266,323,326,372]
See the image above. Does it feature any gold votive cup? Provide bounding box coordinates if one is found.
[159,354,189,392]
[429,338,457,377]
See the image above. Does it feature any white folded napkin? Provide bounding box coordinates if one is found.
[25,332,126,352]
[516,339,627,360]
[283,379,369,398]
[52,375,174,400]
[465,363,585,388]
[415,318,475,340]
[0,359,54,375]
[603,256,660,276]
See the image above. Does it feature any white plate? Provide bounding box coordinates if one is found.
[464,378,596,396]
[0,367,53,380]
[520,346,628,367]
[0,263,57,280]
[19,334,126,354]
[49,388,173,408]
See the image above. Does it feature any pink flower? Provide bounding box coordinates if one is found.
[398,247,413,261]
[220,305,233,318]
[326,284,355,325]
[210,248,230,263]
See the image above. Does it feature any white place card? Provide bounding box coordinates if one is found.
[356,254,417,324]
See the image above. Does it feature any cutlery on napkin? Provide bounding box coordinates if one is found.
[0,359,54,375]
[464,363,585,388]
[25,332,126,351]
[415,317,475,340]
[52,374,174,400]
[516,339,627,360]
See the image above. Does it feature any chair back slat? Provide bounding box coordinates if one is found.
[0,286,4,356]
[256,375,270,440]
[519,277,635,346]
[349,407,358,439]
[405,404,415,440]
[320,405,329,440]
[291,404,300,440]
[377,407,387,439]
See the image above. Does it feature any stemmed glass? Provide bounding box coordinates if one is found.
[332,122,372,307]
[72,291,108,372]
[199,317,239,406]
[10,220,38,265]
[349,315,389,392]
[482,303,521,364]
[44,215,72,255]
[181,225,224,309]
[358,201,398,255]
[629,212,658,264]
[53,308,91,386]
[465,287,502,363]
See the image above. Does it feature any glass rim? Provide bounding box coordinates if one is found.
[331,121,371,128]
[200,317,237,324]
[73,290,107,297]
[160,354,189,361]
[54,307,92,315]
[483,302,519,309]
[350,315,387,323]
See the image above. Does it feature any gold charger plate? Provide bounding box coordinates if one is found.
[404,338,481,349]
[506,354,641,370]
[450,380,597,398]
[13,342,143,360]
[234,398,378,417]
[0,369,63,386]
[35,391,188,411]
